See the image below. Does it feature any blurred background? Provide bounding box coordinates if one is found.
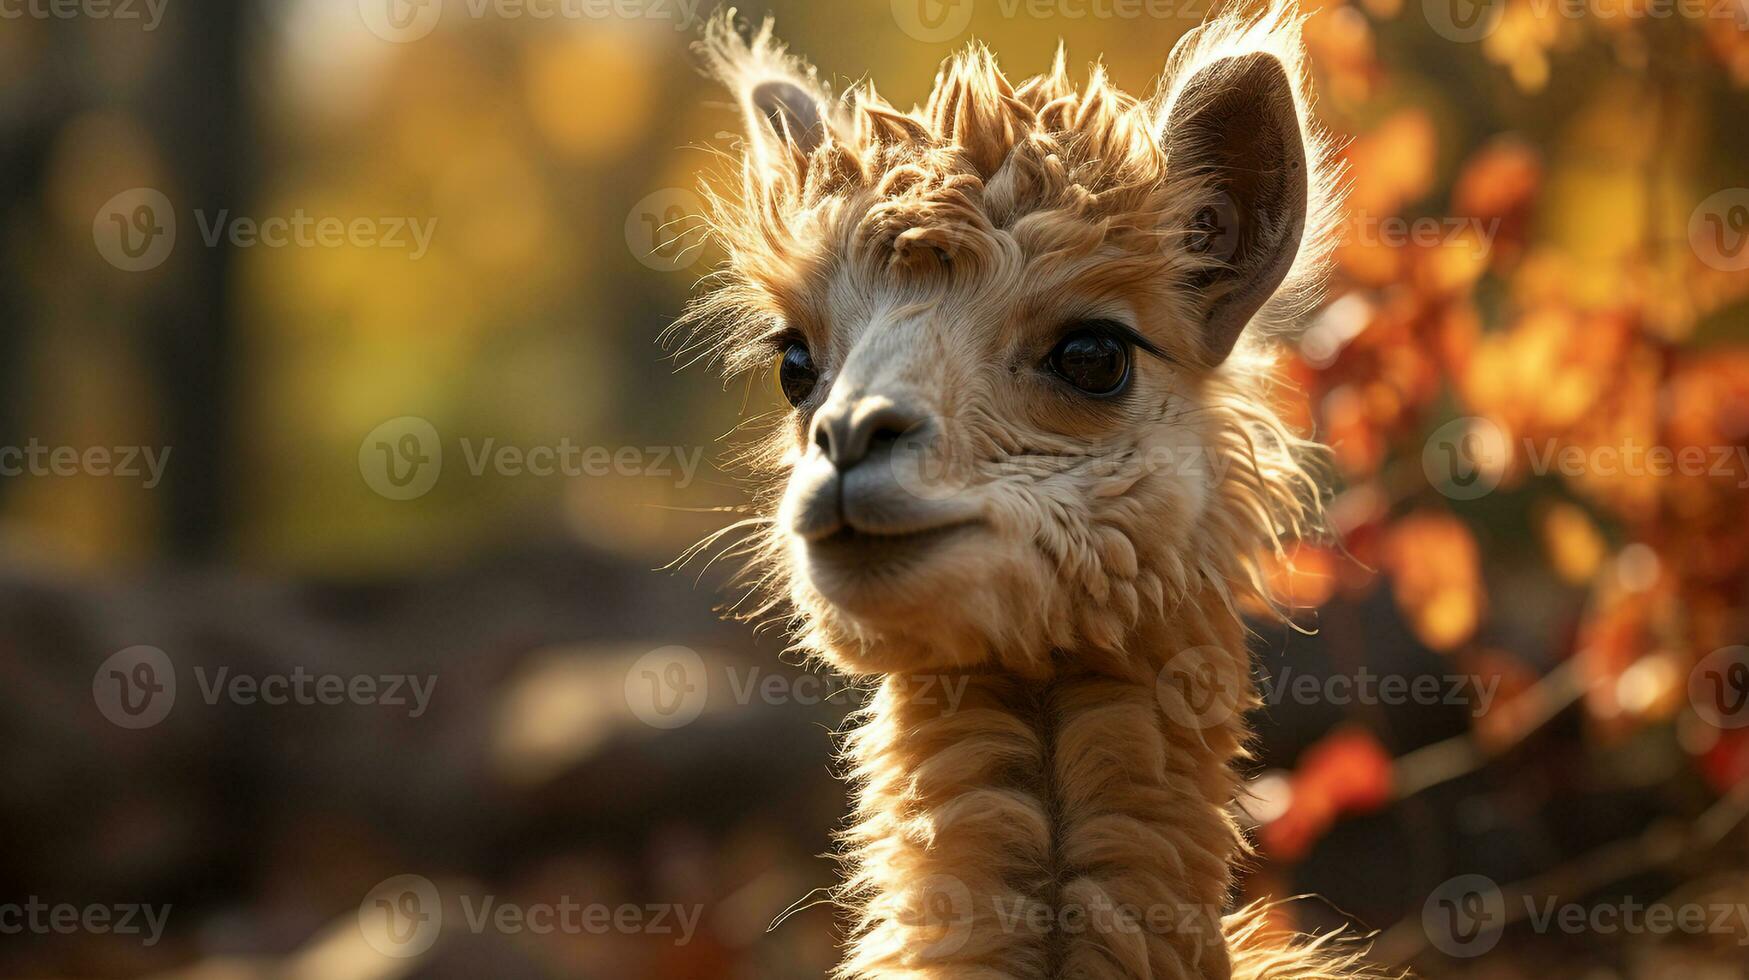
[2,0,1747,977]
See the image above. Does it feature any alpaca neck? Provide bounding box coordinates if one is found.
[838,602,1252,980]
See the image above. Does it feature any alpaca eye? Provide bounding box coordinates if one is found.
[778,341,819,406]
[1048,329,1131,396]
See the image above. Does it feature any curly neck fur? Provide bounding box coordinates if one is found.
[836,592,1251,979]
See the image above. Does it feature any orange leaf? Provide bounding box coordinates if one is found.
[1380,512,1486,652]
[1262,727,1394,860]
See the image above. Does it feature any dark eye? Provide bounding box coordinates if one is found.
[1048,328,1131,396]
[778,341,819,406]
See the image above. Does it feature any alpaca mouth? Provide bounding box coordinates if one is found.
[785,448,984,546]
[808,520,977,559]
[801,520,981,582]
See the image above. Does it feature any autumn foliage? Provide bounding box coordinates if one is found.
[1252,0,1749,877]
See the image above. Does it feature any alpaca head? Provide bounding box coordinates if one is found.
[684,5,1340,677]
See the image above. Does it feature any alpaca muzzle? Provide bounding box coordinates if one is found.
[785,396,980,542]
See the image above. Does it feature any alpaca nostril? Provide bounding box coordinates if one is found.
[811,397,931,471]
[867,419,907,450]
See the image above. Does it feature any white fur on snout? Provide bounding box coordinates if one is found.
[782,450,844,540]
[841,446,983,535]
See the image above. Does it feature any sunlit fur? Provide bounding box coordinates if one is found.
[677,4,1397,978]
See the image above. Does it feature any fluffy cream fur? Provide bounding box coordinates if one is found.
[677,4,1399,977]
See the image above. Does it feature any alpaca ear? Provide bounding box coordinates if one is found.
[1163,52,1307,364]
[744,79,829,172]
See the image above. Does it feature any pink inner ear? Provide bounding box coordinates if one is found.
[1166,53,1308,365]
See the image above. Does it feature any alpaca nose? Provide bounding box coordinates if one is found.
[810,396,931,471]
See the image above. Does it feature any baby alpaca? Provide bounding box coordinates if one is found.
[678,4,1394,977]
